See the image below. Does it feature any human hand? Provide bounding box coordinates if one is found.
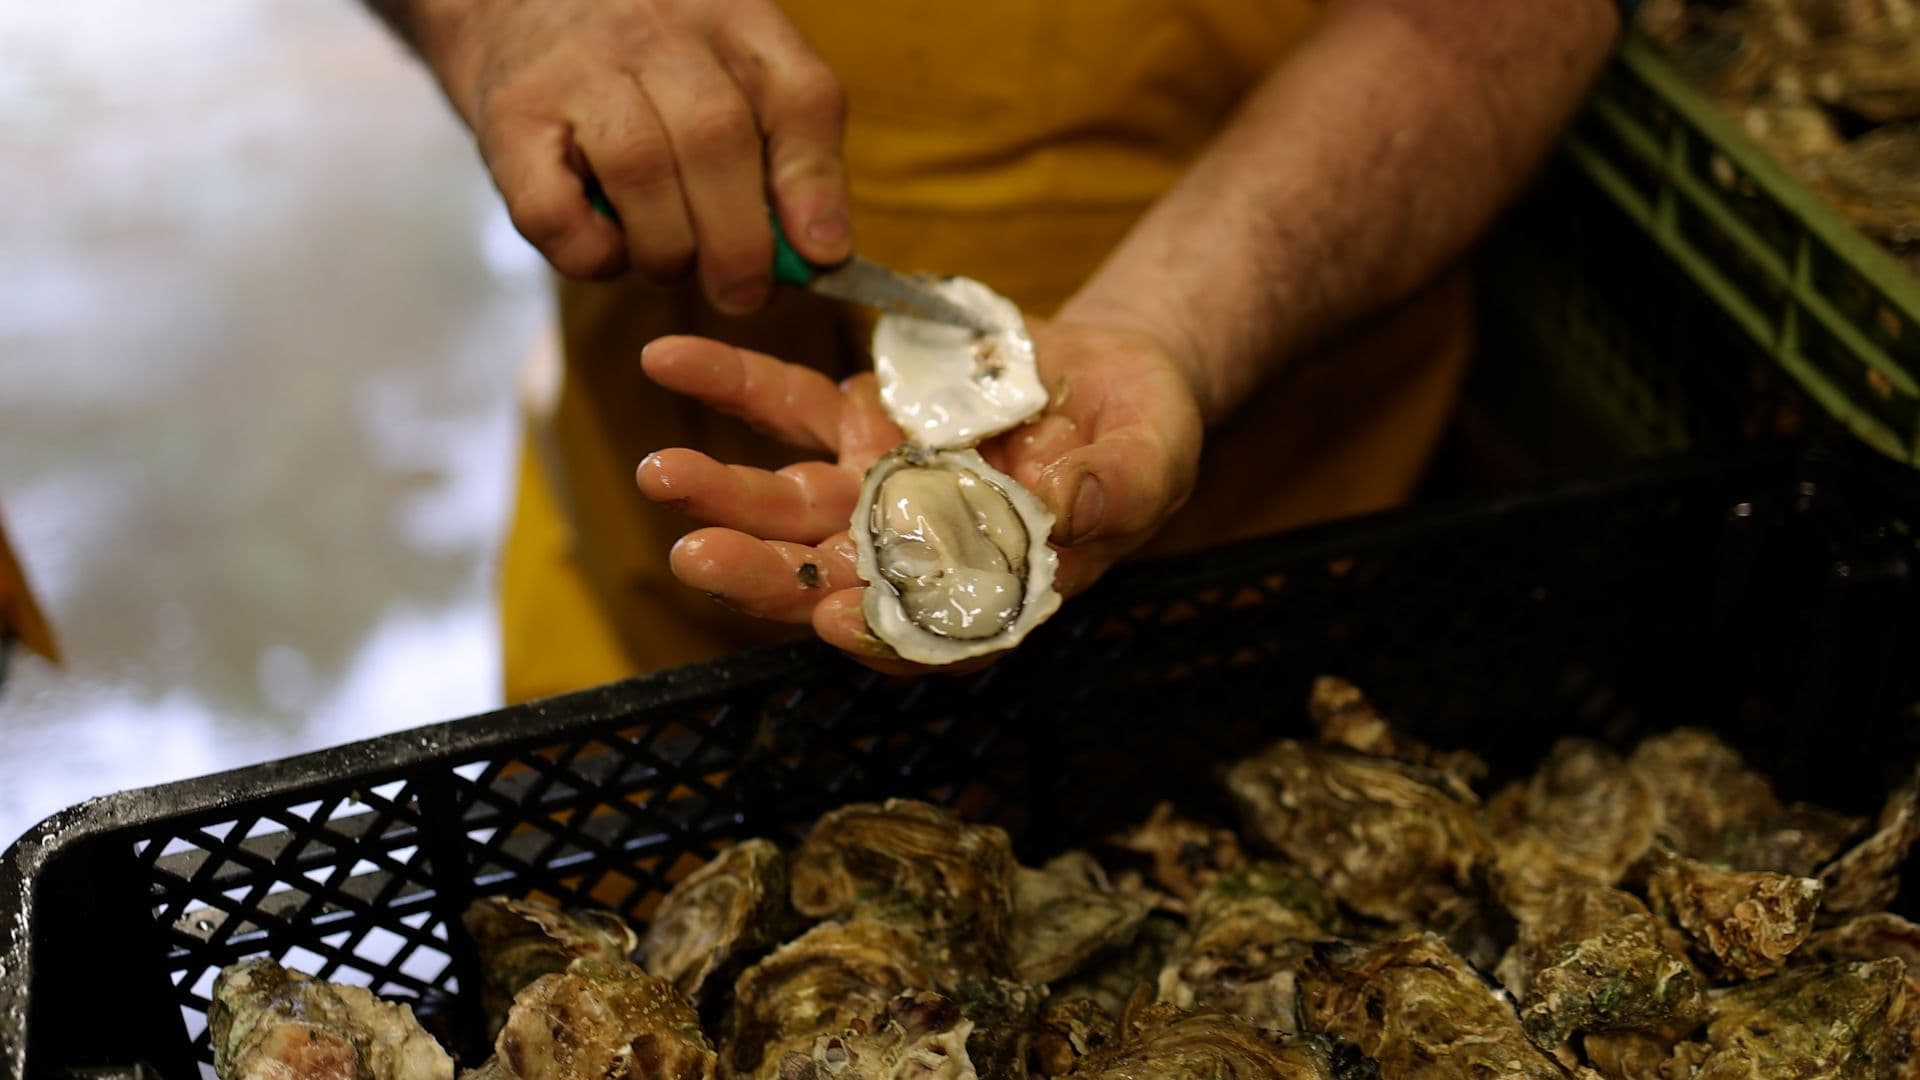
[410,0,850,307]
[632,319,1204,675]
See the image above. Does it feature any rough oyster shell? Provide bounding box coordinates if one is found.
[1072,1001,1378,1080]
[776,991,978,1080]
[210,956,453,1080]
[1627,729,1783,862]
[852,446,1061,664]
[1029,997,1120,1077]
[1156,862,1339,1034]
[642,838,793,1005]
[1010,852,1150,985]
[461,896,640,1038]
[1306,676,1486,792]
[872,277,1044,451]
[1484,738,1658,889]
[469,960,714,1080]
[1108,802,1249,906]
[1662,958,1913,1077]
[1817,764,1920,922]
[1645,851,1822,981]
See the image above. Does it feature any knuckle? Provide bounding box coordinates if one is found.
[506,192,576,248]
[597,137,677,192]
[677,101,756,163]
[788,65,846,125]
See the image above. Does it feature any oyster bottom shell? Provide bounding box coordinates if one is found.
[852,446,1061,664]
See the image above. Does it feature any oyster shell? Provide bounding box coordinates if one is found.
[1493,883,1708,1054]
[1108,802,1248,906]
[1072,1001,1379,1080]
[1156,862,1339,1033]
[1484,738,1658,888]
[949,977,1045,1080]
[1627,729,1783,862]
[1226,739,1488,926]
[1053,913,1186,1019]
[1645,851,1822,981]
[1296,933,1569,1078]
[471,960,714,1080]
[721,919,935,1080]
[871,278,1043,451]
[1029,998,1119,1077]
[461,897,640,1037]
[1702,802,1867,878]
[1800,912,1920,977]
[1817,765,1920,922]
[642,839,793,1005]
[777,991,978,1080]
[1306,677,1486,792]
[1813,124,1920,248]
[1661,958,1914,1077]
[852,446,1062,664]
[1009,852,1150,985]
[788,799,1018,981]
[209,957,454,1080]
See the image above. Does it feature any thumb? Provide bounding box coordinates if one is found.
[1035,430,1194,547]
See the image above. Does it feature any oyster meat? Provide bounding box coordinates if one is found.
[1071,1001,1379,1080]
[467,960,714,1080]
[1156,862,1340,1033]
[1494,883,1708,1055]
[1661,958,1915,1078]
[871,277,1043,451]
[461,896,640,1037]
[1009,852,1150,985]
[788,799,1018,981]
[1818,765,1920,922]
[851,446,1062,665]
[776,991,978,1080]
[1226,739,1488,926]
[1297,933,1570,1078]
[721,919,934,1080]
[210,957,454,1080]
[642,838,793,1005]
[1645,851,1822,981]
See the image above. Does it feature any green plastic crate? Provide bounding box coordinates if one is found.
[1539,32,1920,465]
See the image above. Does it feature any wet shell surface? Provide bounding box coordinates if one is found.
[852,446,1061,664]
[872,277,1045,451]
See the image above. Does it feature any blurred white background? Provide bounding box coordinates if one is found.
[0,0,551,846]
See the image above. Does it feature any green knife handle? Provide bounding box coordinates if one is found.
[583,174,817,286]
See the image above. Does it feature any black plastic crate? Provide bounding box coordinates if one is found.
[5,442,1919,1079]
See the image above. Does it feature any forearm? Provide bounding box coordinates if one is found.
[1058,0,1620,425]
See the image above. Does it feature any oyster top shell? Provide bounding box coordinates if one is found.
[853,446,1061,665]
[1010,852,1151,985]
[1306,677,1486,793]
[209,956,454,1080]
[1666,958,1912,1077]
[1646,851,1822,981]
[1155,862,1340,1033]
[462,897,641,1037]
[1108,802,1249,906]
[872,277,1044,451]
[1817,764,1920,922]
[481,960,714,1080]
[776,991,978,1080]
[1072,1001,1378,1080]
[1627,729,1783,860]
[1484,737,1657,889]
[642,838,793,1004]
[1030,997,1121,1078]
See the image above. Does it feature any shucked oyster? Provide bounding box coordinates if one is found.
[1010,852,1150,985]
[853,447,1061,664]
[209,957,454,1080]
[789,799,1017,981]
[721,919,934,1080]
[642,839,792,1005]
[461,897,640,1037]
[1071,1000,1379,1080]
[1297,933,1568,1078]
[777,991,978,1080]
[1226,740,1488,926]
[871,277,1044,451]
[467,960,714,1080]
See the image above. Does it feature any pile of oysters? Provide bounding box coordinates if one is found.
[1637,0,1920,272]
[208,677,1920,1079]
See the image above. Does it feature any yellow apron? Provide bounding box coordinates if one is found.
[499,0,1472,703]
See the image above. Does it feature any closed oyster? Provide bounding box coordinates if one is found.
[1814,125,1920,247]
[1306,677,1485,792]
[722,919,934,1080]
[1484,738,1658,888]
[1029,998,1118,1077]
[1072,1001,1378,1080]
[1817,765,1920,921]
[1108,802,1248,905]
[1801,912,1920,977]
[1493,883,1708,1055]
[1010,852,1149,985]
[1645,851,1822,981]
[642,839,792,1005]
[209,957,453,1080]
[1703,802,1867,877]
[789,799,1018,981]
[777,991,978,1080]
[468,960,713,1080]
[1054,913,1185,1019]
[1661,958,1914,1077]
[1627,729,1782,861]
[852,446,1061,664]
[949,977,1045,1080]
[461,897,639,1037]
[871,277,1043,451]
[1297,933,1569,1078]
[1157,862,1339,1033]
[1226,740,1488,926]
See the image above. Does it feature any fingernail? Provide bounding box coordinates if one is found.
[720,279,768,313]
[1065,475,1104,544]
[807,212,849,249]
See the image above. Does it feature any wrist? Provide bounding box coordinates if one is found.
[1054,290,1223,426]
